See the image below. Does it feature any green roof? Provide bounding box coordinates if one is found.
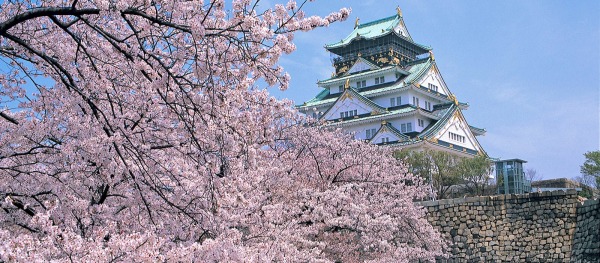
[469,125,487,136]
[326,106,417,126]
[404,58,432,84]
[325,14,431,51]
[300,58,433,108]
[418,103,457,139]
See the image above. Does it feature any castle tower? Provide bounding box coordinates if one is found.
[297,8,487,157]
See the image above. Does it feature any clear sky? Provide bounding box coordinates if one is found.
[269,0,600,180]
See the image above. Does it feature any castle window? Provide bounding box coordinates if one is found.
[425,101,432,111]
[401,122,413,133]
[356,80,366,89]
[418,119,424,127]
[449,132,465,143]
[428,83,439,92]
[381,137,389,143]
[366,128,377,139]
[390,97,396,107]
[413,97,420,107]
[375,76,385,84]
[339,110,358,119]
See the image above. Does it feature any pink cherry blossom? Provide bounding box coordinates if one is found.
[0,1,445,261]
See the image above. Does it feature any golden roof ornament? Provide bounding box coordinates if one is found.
[449,94,459,105]
[396,6,402,17]
[382,120,387,125]
[354,18,360,29]
[344,78,350,89]
[429,50,435,60]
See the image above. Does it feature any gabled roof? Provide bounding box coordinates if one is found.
[319,87,386,120]
[325,14,431,51]
[344,57,381,75]
[369,121,411,144]
[417,103,488,156]
[418,103,458,140]
[403,57,433,84]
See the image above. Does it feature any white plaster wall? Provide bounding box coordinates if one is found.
[414,117,431,133]
[329,85,343,94]
[420,68,448,95]
[388,117,416,134]
[438,117,479,152]
[409,91,423,108]
[371,91,407,108]
[343,123,381,140]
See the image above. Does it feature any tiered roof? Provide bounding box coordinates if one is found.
[325,13,430,52]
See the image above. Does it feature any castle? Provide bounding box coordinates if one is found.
[297,7,486,157]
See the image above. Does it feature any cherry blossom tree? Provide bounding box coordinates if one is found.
[0,0,445,261]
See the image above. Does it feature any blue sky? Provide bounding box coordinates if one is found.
[269,1,600,180]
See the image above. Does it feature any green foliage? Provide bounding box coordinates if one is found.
[581,151,600,177]
[395,150,494,199]
[456,156,493,196]
[395,149,462,200]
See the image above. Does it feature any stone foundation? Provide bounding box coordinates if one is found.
[416,190,599,262]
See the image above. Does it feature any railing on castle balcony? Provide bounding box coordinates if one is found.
[330,44,426,65]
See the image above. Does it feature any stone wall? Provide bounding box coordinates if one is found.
[416,190,600,262]
[573,199,599,262]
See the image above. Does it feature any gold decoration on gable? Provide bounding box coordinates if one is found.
[377,57,389,64]
[449,94,459,106]
[354,18,360,29]
[391,57,400,65]
[340,91,352,100]
[396,6,403,17]
[338,66,349,74]
[344,79,350,89]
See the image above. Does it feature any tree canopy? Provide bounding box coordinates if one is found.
[580,150,600,192]
[0,1,444,261]
[581,151,600,177]
[396,150,493,199]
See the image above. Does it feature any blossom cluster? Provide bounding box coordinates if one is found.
[0,0,444,261]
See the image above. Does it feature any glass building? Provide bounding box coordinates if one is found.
[496,159,531,194]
